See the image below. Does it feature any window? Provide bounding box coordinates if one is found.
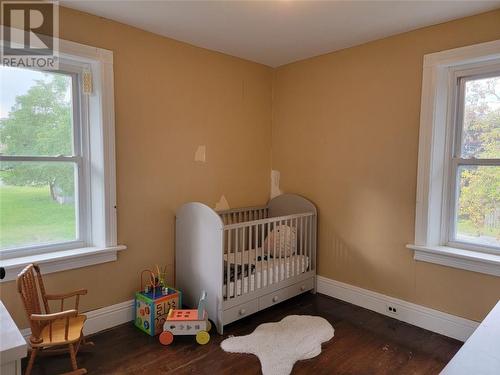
[409,40,500,277]
[0,35,124,281]
[449,71,500,251]
[1,66,83,252]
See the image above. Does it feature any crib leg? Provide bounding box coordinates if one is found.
[311,277,317,294]
[217,321,224,335]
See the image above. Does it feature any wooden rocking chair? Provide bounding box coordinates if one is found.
[17,264,92,375]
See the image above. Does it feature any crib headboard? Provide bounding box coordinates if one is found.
[268,194,317,217]
[175,202,223,328]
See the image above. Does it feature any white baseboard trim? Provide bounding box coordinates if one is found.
[21,299,135,339]
[18,278,479,343]
[317,275,479,342]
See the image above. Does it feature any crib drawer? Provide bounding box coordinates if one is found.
[259,278,314,310]
[223,299,259,325]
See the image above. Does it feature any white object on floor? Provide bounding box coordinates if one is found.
[0,301,27,375]
[441,300,500,375]
[220,315,334,375]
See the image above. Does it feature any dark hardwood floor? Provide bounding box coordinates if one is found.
[25,293,462,374]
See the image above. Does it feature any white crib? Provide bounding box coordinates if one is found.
[175,194,317,334]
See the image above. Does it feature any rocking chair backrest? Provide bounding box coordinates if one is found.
[17,264,50,341]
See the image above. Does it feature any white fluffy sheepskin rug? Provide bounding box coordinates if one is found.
[220,315,334,375]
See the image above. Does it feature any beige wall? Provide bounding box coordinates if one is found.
[272,9,500,322]
[0,7,273,327]
[2,6,500,328]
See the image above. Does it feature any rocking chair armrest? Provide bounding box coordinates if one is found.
[45,289,88,300]
[31,309,78,321]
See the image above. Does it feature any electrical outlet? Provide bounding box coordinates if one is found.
[386,305,398,315]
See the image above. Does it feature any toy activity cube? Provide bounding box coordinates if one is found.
[135,287,182,336]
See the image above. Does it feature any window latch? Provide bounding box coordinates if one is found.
[82,70,93,94]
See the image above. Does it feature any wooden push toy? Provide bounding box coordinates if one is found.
[159,291,211,345]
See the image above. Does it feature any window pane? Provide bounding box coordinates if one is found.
[455,165,500,249]
[0,161,77,250]
[461,75,500,159]
[0,66,74,156]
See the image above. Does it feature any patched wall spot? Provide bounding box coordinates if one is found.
[271,170,283,199]
[194,145,206,163]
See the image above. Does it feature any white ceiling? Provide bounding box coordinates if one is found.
[61,1,500,67]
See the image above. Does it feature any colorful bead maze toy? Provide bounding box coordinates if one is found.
[135,268,182,336]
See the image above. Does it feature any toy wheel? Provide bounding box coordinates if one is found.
[206,320,212,332]
[159,331,174,345]
[196,330,210,345]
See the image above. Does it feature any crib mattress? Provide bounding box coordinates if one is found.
[223,253,309,298]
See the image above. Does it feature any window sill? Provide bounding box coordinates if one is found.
[406,244,500,277]
[0,245,126,282]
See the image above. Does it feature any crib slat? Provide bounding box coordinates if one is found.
[305,216,308,272]
[242,226,245,294]
[265,221,269,286]
[282,219,285,281]
[299,216,303,274]
[238,226,242,296]
[288,218,297,277]
[273,220,282,282]
[289,217,292,279]
[301,216,305,274]
[286,218,290,280]
[304,216,309,273]
[272,219,277,284]
[263,222,266,288]
[235,227,239,297]
[281,219,285,281]
[224,229,231,300]
[280,219,283,282]
[242,226,246,295]
[229,228,233,299]
[293,218,300,275]
[309,215,312,271]
[294,217,298,276]
[304,216,313,271]
[247,225,252,294]
[276,219,279,284]
[284,218,287,280]
[255,224,259,289]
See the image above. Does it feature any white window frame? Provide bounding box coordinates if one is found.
[407,39,500,277]
[0,33,126,281]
